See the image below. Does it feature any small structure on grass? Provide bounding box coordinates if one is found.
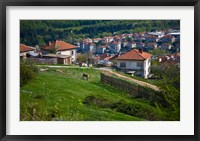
[42,54,72,65]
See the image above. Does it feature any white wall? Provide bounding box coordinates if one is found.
[143,58,151,78]
[57,49,76,62]
[117,58,151,78]
[117,60,143,70]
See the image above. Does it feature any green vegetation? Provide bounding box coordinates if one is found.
[20,67,179,121]
[20,59,38,87]
[151,62,180,118]
[20,20,180,46]
[148,48,170,56]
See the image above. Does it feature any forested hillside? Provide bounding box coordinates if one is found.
[20,20,180,47]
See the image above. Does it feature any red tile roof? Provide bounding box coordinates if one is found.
[100,54,108,60]
[117,49,152,61]
[20,44,35,53]
[42,40,76,51]
[104,55,118,61]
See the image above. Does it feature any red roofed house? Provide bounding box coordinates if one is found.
[116,49,152,78]
[20,44,36,59]
[42,40,77,62]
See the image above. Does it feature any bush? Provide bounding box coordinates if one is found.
[20,59,38,86]
[83,96,171,121]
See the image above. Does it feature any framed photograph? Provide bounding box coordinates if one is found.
[0,0,199,140]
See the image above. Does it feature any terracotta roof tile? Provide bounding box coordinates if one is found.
[42,40,76,51]
[20,44,35,53]
[117,49,152,61]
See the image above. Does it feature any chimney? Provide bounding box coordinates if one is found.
[139,48,143,54]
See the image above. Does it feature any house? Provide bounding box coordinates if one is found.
[93,38,102,43]
[136,42,145,48]
[96,46,107,54]
[147,32,164,39]
[83,38,93,43]
[134,34,145,42]
[97,54,118,67]
[122,41,136,49]
[104,36,114,43]
[20,44,36,59]
[84,43,95,53]
[158,52,180,66]
[145,43,157,50]
[129,41,136,48]
[145,35,158,42]
[109,41,121,53]
[161,35,176,43]
[41,40,77,62]
[160,43,172,50]
[116,49,152,78]
[42,54,72,65]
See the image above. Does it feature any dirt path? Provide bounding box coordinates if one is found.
[42,65,160,91]
[99,68,160,91]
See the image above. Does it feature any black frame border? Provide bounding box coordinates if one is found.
[0,0,199,141]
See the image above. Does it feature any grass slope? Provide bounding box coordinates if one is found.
[20,67,171,121]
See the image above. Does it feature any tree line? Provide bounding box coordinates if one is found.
[20,20,180,47]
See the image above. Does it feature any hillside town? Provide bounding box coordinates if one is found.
[20,29,180,79]
[20,20,181,121]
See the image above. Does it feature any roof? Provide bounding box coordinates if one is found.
[28,52,39,57]
[117,49,152,61]
[162,35,174,39]
[104,55,118,61]
[42,40,76,51]
[20,44,35,53]
[100,54,108,60]
[42,54,71,59]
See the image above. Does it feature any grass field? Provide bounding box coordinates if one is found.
[20,67,177,121]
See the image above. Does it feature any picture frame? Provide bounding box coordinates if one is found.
[0,0,199,140]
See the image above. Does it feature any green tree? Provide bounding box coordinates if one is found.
[20,59,38,86]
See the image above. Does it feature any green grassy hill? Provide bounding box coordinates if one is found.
[20,67,176,121]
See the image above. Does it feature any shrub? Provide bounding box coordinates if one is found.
[83,96,170,121]
[20,59,38,86]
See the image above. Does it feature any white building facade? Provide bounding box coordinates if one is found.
[116,49,152,79]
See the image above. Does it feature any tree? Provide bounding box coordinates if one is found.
[77,53,87,63]
[148,48,170,56]
[151,61,180,117]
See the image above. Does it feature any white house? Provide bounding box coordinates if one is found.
[42,40,77,62]
[116,49,152,79]
[147,32,164,39]
[109,42,121,53]
[82,42,95,53]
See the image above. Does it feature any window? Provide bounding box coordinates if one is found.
[120,62,126,67]
[137,61,143,67]
[71,51,74,55]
